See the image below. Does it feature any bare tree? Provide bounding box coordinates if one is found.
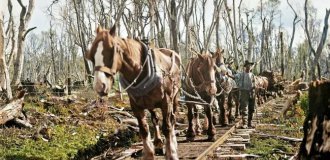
[183,0,196,60]
[304,0,330,80]
[11,0,36,85]
[72,0,92,83]
[224,0,239,67]
[287,0,300,59]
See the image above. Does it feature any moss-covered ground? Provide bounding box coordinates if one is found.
[0,88,138,160]
[246,92,308,159]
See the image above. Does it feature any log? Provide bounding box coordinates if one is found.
[0,91,26,125]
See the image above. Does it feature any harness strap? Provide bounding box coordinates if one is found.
[94,66,116,76]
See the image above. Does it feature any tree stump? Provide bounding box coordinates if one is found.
[299,80,330,158]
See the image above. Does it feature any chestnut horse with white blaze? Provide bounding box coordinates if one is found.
[86,26,181,160]
[184,51,220,141]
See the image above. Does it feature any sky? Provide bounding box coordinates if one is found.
[0,0,329,47]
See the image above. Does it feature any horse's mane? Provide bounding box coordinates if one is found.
[111,35,143,71]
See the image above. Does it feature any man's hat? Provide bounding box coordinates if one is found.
[243,60,254,67]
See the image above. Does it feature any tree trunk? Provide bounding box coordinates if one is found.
[299,80,330,158]
[0,14,13,100]
[12,0,35,85]
[304,0,329,80]
[280,32,284,77]
[148,0,155,47]
[72,0,92,83]
[260,18,266,73]
[170,0,179,52]
[224,0,239,67]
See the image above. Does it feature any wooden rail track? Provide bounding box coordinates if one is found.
[111,97,279,160]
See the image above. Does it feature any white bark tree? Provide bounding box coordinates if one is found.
[11,0,35,85]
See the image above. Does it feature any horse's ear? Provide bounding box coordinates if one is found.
[96,26,103,33]
[197,53,203,59]
[110,25,116,36]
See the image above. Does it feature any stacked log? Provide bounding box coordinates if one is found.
[298,80,330,158]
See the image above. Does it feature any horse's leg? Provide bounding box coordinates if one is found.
[228,92,235,124]
[149,109,164,155]
[194,105,202,135]
[235,91,240,118]
[218,94,227,126]
[186,103,195,141]
[132,107,154,159]
[205,103,216,141]
[161,94,178,160]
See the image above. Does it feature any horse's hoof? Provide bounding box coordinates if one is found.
[207,136,216,142]
[186,136,195,142]
[155,148,165,155]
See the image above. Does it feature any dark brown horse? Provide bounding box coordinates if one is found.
[86,26,181,159]
[214,49,239,125]
[184,51,220,141]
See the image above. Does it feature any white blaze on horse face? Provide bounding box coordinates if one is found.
[93,41,108,94]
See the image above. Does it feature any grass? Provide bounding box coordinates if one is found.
[247,135,297,160]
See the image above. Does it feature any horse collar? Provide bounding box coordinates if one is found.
[119,42,161,97]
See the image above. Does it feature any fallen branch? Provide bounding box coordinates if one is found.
[107,111,134,118]
[256,132,302,142]
[13,118,32,128]
[109,105,124,111]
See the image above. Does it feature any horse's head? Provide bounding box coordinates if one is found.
[86,26,123,96]
[196,51,221,95]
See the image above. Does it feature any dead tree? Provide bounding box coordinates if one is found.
[298,80,330,158]
[304,0,330,80]
[224,0,239,67]
[287,0,300,59]
[11,0,36,85]
[72,0,92,83]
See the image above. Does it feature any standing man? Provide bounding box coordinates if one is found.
[228,60,256,129]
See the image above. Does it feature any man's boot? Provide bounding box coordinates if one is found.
[242,116,248,129]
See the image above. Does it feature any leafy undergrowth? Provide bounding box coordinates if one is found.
[246,93,308,159]
[0,91,137,160]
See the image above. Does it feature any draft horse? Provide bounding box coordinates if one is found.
[86,26,181,159]
[184,51,220,141]
[214,49,239,126]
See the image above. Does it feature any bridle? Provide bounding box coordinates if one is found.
[94,66,116,77]
[93,41,150,93]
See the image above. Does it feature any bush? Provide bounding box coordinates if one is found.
[299,92,309,117]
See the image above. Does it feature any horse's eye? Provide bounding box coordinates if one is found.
[104,72,111,77]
